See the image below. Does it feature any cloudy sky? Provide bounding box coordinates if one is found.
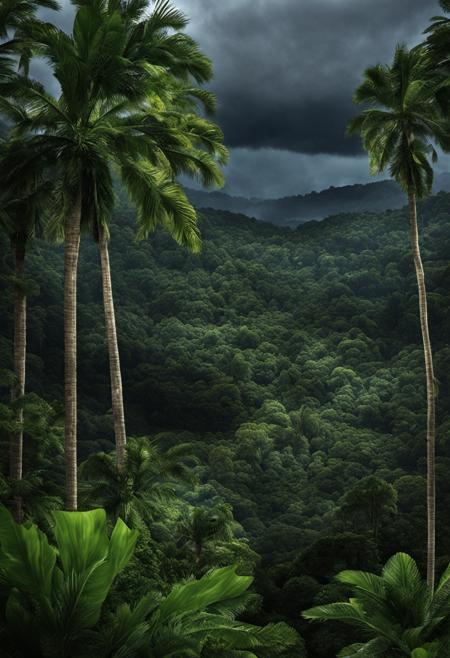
[39,0,446,198]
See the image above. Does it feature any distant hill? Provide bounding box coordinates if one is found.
[187,174,450,226]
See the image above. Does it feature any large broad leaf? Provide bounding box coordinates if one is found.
[382,553,422,593]
[337,637,392,657]
[54,509,110,575]
[53,509,138,628]
[0,504,56,600]
[337,570,386,598]
[158,566,253,624]
[303,600,366,624]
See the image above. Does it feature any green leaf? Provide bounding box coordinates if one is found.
[53,509,138,628]
[158,565,253,623]
[303,600,366,624]
[0,504,57,599]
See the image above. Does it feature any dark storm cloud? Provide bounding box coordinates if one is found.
[176,0,442,155]
[38,0,448,196]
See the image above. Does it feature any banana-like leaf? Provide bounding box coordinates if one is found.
[158,565,253,624]
[0,504,57,599]
[53,509,139,628]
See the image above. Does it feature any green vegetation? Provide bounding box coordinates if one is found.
[2,190,450,655]
[2,0,450,656]
[0,506,298,657]
[304,552,450,657]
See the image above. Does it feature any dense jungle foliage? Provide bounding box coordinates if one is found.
[2,190,450,656]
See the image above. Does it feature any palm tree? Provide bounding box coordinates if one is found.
[80,437,195,526]
[1,0,225,509]
[0,139,53,522]
[348,44,446,591]
[303,552,450,657]
[177,503,236,578]
[94,89,225,471]
[72,0,226,470]
[0,0,58,523]
[20,0,226,490]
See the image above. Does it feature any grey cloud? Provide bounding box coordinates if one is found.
[186,147,386,199]
[37,0,446,196]
[176,0,442,155]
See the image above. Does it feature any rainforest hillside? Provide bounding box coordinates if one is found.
[1,190,450,655]
[186,174,450,226]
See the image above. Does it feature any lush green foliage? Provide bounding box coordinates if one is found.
[0,506,299,657]
[304,552,450,657]
[1,190,450,654]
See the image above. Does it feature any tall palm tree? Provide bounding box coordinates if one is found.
[177,503,236,578]
[71,0,226,470]
[24,0,226,485]
[303,552,450,657]
[94,82,225,471]
[1,0,225,509]
[0,0,58,523]
[348,44,446,591]
[0,150,52,522]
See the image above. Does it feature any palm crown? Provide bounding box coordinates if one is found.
[303,552,450,657]
[347,44,446,198]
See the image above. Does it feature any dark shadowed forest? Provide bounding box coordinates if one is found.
[2,0,450,656]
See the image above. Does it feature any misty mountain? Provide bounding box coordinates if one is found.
[187,174,450,226]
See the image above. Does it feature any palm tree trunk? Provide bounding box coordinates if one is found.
[10,237,26,523]
[64,193,82,511]
[98,227,127,470]
[408,189,436,590]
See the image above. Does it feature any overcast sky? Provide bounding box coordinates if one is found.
[38,0,446,198]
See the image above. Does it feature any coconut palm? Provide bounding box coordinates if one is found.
[0,1,58,522]
[0,0,226,509]
[14,0,226,484]
[69,0,225,470]
[0,138,53,522]
[348,44,447,590]
[303,552,450,657]
[177,503,238,578]
[0,0,59,82]
[80,437,196,526]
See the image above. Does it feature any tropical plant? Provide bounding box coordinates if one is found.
[303,552,450,657]
[0,0,227,505]
[69,0,223,473]
[177,502,240,577]
[0,72,222,513]
[97,564,299,657]
[0,392,63,523]
[0,0,59,78]
[348,43,447,589]
[80,436,195,526]
[0,505,299,657]
[0,505,139,657]
[0,0,58,522]
[0,139,53,522]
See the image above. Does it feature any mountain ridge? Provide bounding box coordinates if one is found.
[187,173,450,227]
